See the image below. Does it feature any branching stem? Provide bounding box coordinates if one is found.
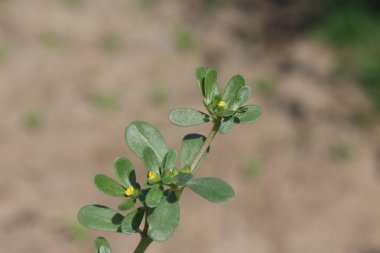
[133,209,153,253]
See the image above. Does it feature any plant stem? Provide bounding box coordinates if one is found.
[133,209,153,253]
[133,235,153,253]
[189,119,221,172]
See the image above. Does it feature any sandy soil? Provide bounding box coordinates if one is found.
[1,1,380,253]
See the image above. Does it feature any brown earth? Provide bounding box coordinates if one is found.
[1,1,380,253]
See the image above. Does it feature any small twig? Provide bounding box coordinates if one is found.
[133,208,153,253]
[189,119,221,172]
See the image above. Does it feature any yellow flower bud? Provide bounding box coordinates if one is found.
[125,186,135,197]
[180,167,191,174]
[217,100,226,109]
[148,172,158,181]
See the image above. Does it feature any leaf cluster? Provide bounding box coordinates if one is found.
[169,67,262,133]
[77,67,261,253]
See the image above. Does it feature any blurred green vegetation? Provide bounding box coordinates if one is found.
[242,158,262,180]
[61,0,82,7]
[149,86,169,106]
[202,0,225,10]
[330,141,351,161]
[315,0,380,111]
[0,0,9,8]
[137,0,158,9]
[23,113,43,131]
[39,32,63,50]
[0,42,8,59]
[174,28,197,51]
[91,91,118,110]
[255,78,275,97]
[100,34,123,54]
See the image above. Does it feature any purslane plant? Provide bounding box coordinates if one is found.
[77,67,262,253]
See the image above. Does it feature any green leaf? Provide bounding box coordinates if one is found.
[99,245,111,253]
[187,177,235,204]
[114,157,136,187]
[222,109,235,117]
[143,147,160,174]
[180,134,208,170]
[95,237,111,253]
[145,185,164,208]
[177,172,193,186]
[118,198,136,211]
[219,117,234,134]
[232,86,251,110]
[147,191,180,242]
[120,207,145,234]
[195,66,208,96]
[222,75,245,107]
[204,68,218,104]
[125,121,168,163]
[78,205,123,232]
[161,149,177,173]
[94,174,125,197]
[235,105,262,124]
[169,108,210,127]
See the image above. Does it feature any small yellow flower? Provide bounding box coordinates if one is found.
[148,172,158,181]
[125,186,135,197]
[217,100,226,109]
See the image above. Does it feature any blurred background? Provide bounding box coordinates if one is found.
[1,0,380,252]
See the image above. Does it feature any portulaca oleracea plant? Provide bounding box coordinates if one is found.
[77,67,262,253]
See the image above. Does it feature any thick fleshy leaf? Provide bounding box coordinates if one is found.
[147,191,180,242]
[231,86,251,110]
[78,205,123,232]
[222,75,245,107]
[219,117,234,134]
[118,198,136,211]
[177,172,193,186]
[161,149,177,173]
[180,134,208,170]
[125,121,168,163]
[120,207,145,234]
[187,177,235,204]
[94,174,125,197]
[145,185,164,208]
[143,147,160,173]
[222,109,235,117]
[235,105,262,124]
[114,157,136,188]
[99,245,111,253]
[204,68,218,104]
[95,237,111,253]
[169,108,210,127]
[195,66,208,96]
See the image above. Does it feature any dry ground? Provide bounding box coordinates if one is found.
[0,1,380,253]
